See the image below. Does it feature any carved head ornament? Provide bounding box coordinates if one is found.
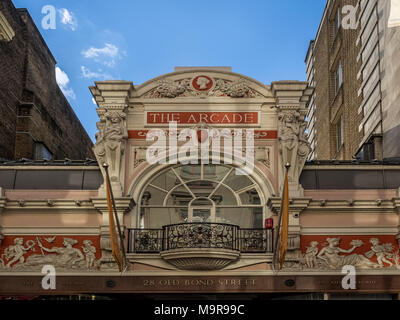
[63,238,78,246]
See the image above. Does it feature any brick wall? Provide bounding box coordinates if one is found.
[311,0,363,160]
[0,0,94,161]
[313,7,331,160]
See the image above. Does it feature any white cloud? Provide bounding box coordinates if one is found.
[82,43,118,59]
[92,98,97,105]
[81,66,112,80]
[81,43,121,67]
[58,8,78,31]
[56,67,76,99]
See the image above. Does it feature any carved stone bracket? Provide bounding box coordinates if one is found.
[93,105,128,197]
[90,81,133,197]
[271,81,313,193]
[277,107,311,186]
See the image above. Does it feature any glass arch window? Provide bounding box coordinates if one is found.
[139,164,264,229]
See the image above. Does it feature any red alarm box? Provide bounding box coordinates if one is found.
[265,218,273,229]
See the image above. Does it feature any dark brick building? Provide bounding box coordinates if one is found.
[0,0,93,161]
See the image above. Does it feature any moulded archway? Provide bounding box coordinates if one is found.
[127,155,276,230]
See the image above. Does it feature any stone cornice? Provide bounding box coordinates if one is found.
[267,198,312,216]
[90,81,134,106]
[267,197,400,215]
[1,197,134,213]
[0,11,15,42]
[300,226,398,235]
[0,198,7,213]
[3,199,97,211]
[2,226,100,236]
[305,199,397,214]
[91,198,134,213]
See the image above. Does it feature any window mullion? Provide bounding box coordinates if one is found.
[171,167,196,199]
[208,167,234,199]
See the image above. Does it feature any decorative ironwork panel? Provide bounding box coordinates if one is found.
[129,225,273,254]
[129,229,163,253]
[240,229,273,253]
[163,223,239,251]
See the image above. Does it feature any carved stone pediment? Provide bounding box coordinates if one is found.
[142,76,263,99]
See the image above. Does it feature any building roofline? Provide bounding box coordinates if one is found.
[305,40,315,63]
[305,0,331,62]
[16,8,56,64]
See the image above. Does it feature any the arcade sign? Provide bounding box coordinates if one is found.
[146,112,259,125]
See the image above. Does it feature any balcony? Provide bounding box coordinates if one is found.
[128,223,273,270]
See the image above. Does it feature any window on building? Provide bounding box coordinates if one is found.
[334,7,341,36]
[33,142,53,160]
[336,116,344,151]
[335,63,343,94]
[139,164,264,229]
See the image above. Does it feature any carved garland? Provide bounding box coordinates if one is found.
[142,78,262,98]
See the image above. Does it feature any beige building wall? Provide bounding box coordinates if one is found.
[307,0,400,160]
[380,0,400,159]
[306,0,363,161]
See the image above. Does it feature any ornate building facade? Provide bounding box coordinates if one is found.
[0,68,400,299]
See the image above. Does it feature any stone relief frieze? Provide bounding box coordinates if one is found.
[284,237,400,270]
[0,237,101,271]
[142,77,262,98]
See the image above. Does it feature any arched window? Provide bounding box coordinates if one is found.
[139,164,264,229]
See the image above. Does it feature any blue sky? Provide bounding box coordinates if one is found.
[13,0,326,141]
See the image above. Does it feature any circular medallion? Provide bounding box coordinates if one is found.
[192,76,213,91]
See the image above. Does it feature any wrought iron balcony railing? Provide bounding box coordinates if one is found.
[128,223,273,254]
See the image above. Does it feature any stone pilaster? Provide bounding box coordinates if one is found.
[393,198,400,247]
[92,198,133,269]
[271,81,314,197]
[0,191,6,248]
[267,197,311,265]
[90,81,134,197]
